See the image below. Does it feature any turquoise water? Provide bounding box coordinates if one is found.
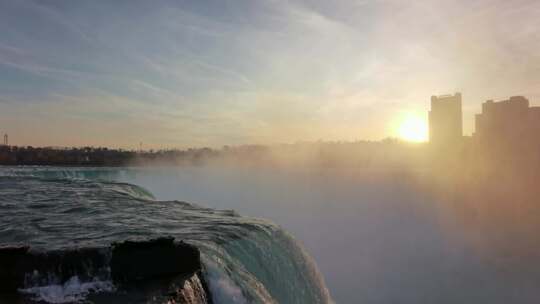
[0,167,331,303]
[3,166,540,303]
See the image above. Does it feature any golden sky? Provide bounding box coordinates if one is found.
[0,0,539,148]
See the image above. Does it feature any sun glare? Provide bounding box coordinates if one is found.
[397,114,428,142]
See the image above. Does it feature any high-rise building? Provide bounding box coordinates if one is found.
[474,96,540,146]
[429,93,463,145]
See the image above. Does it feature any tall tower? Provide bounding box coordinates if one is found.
[3,133,7,146]
[428,93,463,145]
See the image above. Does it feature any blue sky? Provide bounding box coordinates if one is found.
[0,0,539,148]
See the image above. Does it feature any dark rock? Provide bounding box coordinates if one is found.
[111,237,200,282]
[0,245,108,292]
[0,246,30,292]
[0,237,203,297]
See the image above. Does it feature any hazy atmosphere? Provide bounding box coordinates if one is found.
[1,0,540,148]
[2,1,540,304]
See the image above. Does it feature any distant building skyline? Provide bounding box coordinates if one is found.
[429,93,540,151]
[428,93,463,145]
[475,96,540,148]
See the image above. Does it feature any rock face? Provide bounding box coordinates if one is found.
[0,246,32,292]
[0,245,109,292]
[111,237,200,282]
[0,237,211,303]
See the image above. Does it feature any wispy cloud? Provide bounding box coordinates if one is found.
[1,0,539,147]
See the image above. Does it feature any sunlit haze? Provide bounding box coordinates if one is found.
[397,113,428,142]
[2,2,540,304]
[1,0,539,148]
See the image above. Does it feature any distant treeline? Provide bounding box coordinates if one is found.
[0,139,428,167]
[1,137,538,173]
[0,145,222,166]
[0,146,136,166]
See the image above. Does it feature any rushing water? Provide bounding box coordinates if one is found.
[0,167,331,304]
[3,166,540,303]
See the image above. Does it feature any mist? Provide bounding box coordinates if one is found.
[108,146,540,303]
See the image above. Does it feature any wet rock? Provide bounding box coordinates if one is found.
[111,237,201,282]
[0,246,30,292]
[0,237,202,294]
[0,245,108,292]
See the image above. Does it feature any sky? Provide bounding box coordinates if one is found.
[0,0,539,149]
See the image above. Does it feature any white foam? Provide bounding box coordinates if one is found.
[18,276,115,304]
[204,260,248,304]
[212,276,247,304]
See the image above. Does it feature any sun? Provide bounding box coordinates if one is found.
[397,113,428,142]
